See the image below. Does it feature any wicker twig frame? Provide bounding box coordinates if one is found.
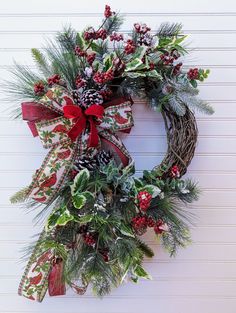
[154,107,198,177]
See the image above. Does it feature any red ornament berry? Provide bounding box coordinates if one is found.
[154,219,169,234]
[95,29,107,40]
[75,76,87,88]
[104,68,114,81]
[47,74,61,86]
[99,88,113,100]
[99,248,109,262]
[134,23,151,34]
[34,81,45,95]
[104,5,113,18]
[110,32,123,42]
[173,62,183,75]
[83,27,96,41]
[83,233,96,246]
[132,215,148,235]
[187,68,199,80]
[124,39,136,55]
[147,217,155,227]
[74,46,87,57]
[86,52,96,65]
[170,165,180,178]
[149,62,155,70]
[137,191,152,211]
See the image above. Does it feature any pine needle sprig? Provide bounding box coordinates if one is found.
[31,48,52,77]
[103,13,124,35]
[57,26,77,52]
[155,22,183,38]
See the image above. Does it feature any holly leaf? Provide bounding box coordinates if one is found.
[140,185,161,198]
[125,58,144,71]
[72,194,87,209]
[133,265,151,279]
[56,208,74,226]
[71,169,90,195]
[76,32,85,49]
[72,191,94,209]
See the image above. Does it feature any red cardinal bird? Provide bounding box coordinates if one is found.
[29,272,43,285]
[32,251,52,272]
[57,149,71,160]
[107,113,129,125]
[39,173,57,189]
[52,124,68,133]
[32,196,47,202]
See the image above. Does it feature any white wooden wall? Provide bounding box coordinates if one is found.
[0,0,236,312]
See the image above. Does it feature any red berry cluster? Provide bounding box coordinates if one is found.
[99,248,109,262]
[34,81,45,95]
[74,46,87,57]
[104,5,113,18]
[160,49,180,65]
[75,76,87,88]
[83,28,107,41]
[99,88,113,100]
[173,62,183,75]
[83,233,96,246]
[154,219,168,234]
[83,27,96,41]
[132,215,155,235]
[93,69,114,85]
[96,29,107,40]
[149,62,155,70]
[134,23,151,34]
[124,39,136,55]
[47,74,61,86]
[137,190,152,211]
[86,52,96,65]
[187,68,199,80]
[110,32,123,42]
[170,165,180,178]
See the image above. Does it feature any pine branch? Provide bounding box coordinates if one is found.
[57,26,77,51]
[31,48,52,77]
[135,238,154,258]
[168,95,186,116]
[103,13,124,35]
[10,187,29,203]
[156,22,183,38]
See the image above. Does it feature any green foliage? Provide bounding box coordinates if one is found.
[31,48,52,76]
[156,22,183,38]
[10,186,29,203]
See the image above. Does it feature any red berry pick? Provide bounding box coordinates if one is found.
[137,190,152,211]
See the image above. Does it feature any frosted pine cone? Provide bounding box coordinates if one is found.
[75,155,97,171]
[96,150,113,166]
[72,90,81,105]
[81,89,103,109]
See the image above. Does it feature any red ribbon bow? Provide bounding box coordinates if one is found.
[63,103,104,147]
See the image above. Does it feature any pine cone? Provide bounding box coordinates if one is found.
[96,150,113,166]
[81,89,103,108]
[72,90,81,105]
[75,155,97,171]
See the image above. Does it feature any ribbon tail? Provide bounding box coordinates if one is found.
[27,143,77,204]
[88,118,100,147]
[18,232,53,302]
[48,259,66,297]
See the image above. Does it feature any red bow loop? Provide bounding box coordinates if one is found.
[63,104,105,147]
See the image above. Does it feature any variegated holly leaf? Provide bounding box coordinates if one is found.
[71,169,90,195]
[72,191,94,209]
[140,184,162,198]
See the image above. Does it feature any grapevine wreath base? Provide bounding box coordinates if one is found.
[7,5,213,302]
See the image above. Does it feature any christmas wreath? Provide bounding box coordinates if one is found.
[7,5,214,302]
